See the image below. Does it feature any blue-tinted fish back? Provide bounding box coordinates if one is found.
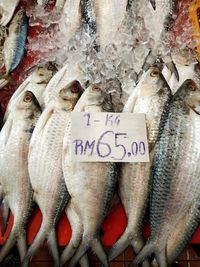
[10,13,28,73]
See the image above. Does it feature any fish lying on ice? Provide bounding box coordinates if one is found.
[61,85,117,267]
[135,79,200,267]
[4,63,55,120]
[108,67,172,267]
[93,0,128,47]
[0,0,20,26]
[0,91,41,266]
[1,10,28,82]
[22,81,83,267]
[138,0,179,81]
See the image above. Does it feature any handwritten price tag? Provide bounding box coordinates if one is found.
[71,112,149,162]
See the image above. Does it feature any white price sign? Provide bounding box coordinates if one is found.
[71,112,149,162]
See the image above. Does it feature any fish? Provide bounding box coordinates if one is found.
[59,0,81,41]
[1,10,28,82]
[0,0,20,26]
[22,81,83,267]
[61,85,117,267]
[44,63,83,106]
[93,0,128,47]
[0,91,42,265]
[107,67,172,266]
[135,79,200,267]
[4,63,55,121]
[137,0,179,81]
[80,0,97,36]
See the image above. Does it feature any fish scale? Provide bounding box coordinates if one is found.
[23,83,82,267]
[107,67,172,267]
[61,85,117,267]
[0,91,41,266]
[135,79,200,267]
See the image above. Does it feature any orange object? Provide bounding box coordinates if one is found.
[189,0,200,61]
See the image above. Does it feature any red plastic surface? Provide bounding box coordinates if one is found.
[0,0,200,248]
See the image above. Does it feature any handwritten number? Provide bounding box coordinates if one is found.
[112,133,127,160]
[139,142,145,155]
[84,113,91,126]
[97,131,113,158]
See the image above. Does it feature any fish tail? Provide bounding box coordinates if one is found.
[134,241,157,265]
[0,220,20,262]
[108,231,131,261]
[68,238,89,267]
[60,230,82,265]
[79,254,90,267]
[0,200,10,236]
[91,238,109,267]
[46,228,60,267]
[21,221,50,267]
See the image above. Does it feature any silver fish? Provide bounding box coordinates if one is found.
[2,10,28,82]
[108,67,172,266]
[0,91,41,265]
[135,79,200,267]
[4,63,54,120]
[22,81,83,267]
[93,0,128,47]
[61,85,117,267]
[0,0,20,26]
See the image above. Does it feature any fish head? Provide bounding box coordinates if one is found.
[181,79,200,115]
[138,67,171,97]
[16,90,42,119]
[58,80,83,110]
[73,84,109,112]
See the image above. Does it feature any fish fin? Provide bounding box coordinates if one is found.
[0,74,16,85]
[68,238,91,267]
[0,200,10,236]
[79,254,90,267]
[149,0,156,10]
[0,221,18,262]
[108,231,131,261]
[17,234,27,262]
[21,221,49,267]
[163,55,179,81]
[91,238,109,267]
[134,242,157,264]
[47,228,60,267]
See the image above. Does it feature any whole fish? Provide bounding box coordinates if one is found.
[93,0,128,47]
[61,85,117,267]
[135,79,200,267]
[0,91,41,265]
[4,63,55,120]
[1,10,28,82]
[0,0,20,26]
[108,67,172,267]
[22,81,83,267]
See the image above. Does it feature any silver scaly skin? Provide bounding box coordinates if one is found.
[0,91,42,266]
[108,67,172,267]
[135,79,200,267]
[62,85,117,267]
[22,81,83,267]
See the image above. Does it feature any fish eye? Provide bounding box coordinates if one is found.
[71,83,80,94]
[188,83,196,91]
[24,94,32,103]
[150,69,160,77]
